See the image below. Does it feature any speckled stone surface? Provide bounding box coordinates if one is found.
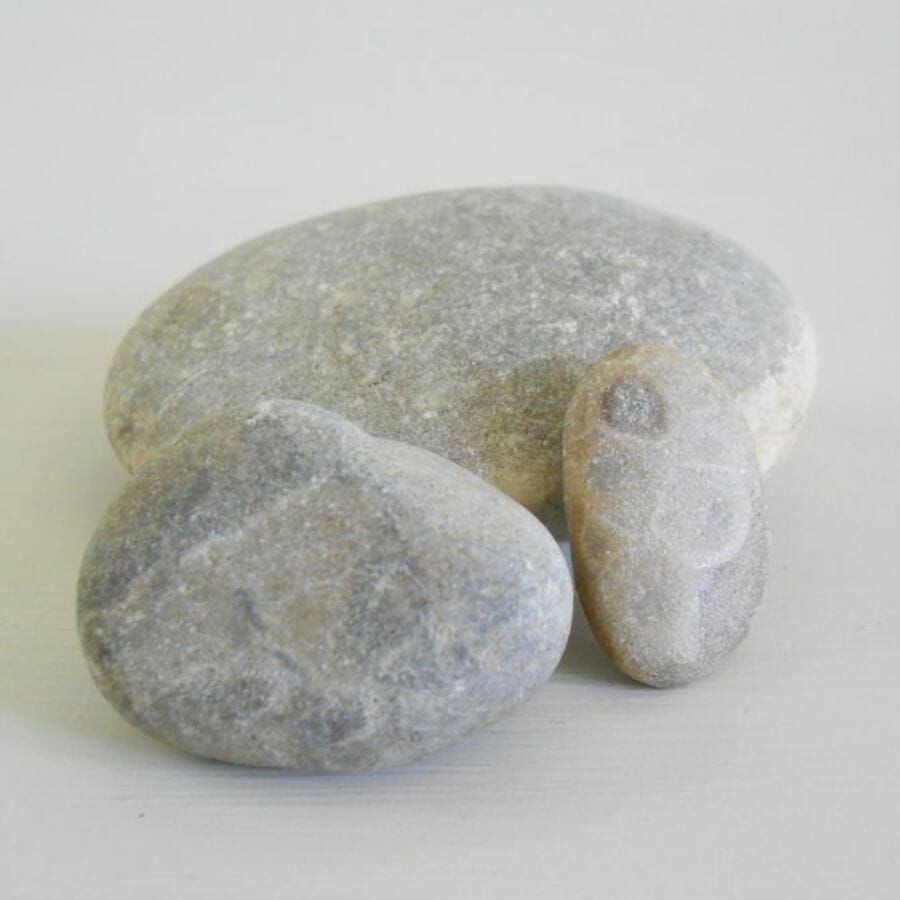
[104,186,815,534]
[78,400,573,770]
[563,345,768,686]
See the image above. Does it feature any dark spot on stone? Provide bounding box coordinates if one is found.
[187,676,274,725]
[601,376,667,437]
[270,648,306,681]
[114,418,134,442]
[450,641,477,672]
[233,588,265,632]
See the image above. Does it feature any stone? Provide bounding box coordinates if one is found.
[78,400,573,770]
[563,345,768,686]
[104,186,815,535]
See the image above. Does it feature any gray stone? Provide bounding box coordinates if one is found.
[78,400,573,770]
[563,345,768,686]
[104,186,815,535]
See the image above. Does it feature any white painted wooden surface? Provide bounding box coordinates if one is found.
[1,3,897,897]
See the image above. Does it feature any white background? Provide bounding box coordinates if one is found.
[1,2,897,898]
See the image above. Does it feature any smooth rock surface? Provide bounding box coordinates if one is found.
[104,186,815,534]
[78,400,573,770]
[563,345,768,686]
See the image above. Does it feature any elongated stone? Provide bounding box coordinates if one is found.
[563,345,768,686]
[104,186,815,534]
[78,400,573,770]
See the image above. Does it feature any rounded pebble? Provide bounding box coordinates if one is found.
[78,400,573,770]
[563,345,768,686]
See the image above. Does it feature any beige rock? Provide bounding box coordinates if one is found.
[563,345,768,686]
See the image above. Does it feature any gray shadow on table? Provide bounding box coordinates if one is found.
[553,541,636,686]
[556,599,635,685]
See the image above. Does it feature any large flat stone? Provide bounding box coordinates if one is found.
[105,187,815,533]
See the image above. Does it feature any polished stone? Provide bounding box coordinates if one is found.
[79,400,573,769]
[564,345,768,686]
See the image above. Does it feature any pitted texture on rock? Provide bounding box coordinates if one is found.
[104,186,815,534]
[78,401,573,770]
[563,345,768,687]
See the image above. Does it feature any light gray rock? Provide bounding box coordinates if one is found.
[563,345,768,686]
[104,186,815,535]
[78,400,573,770]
